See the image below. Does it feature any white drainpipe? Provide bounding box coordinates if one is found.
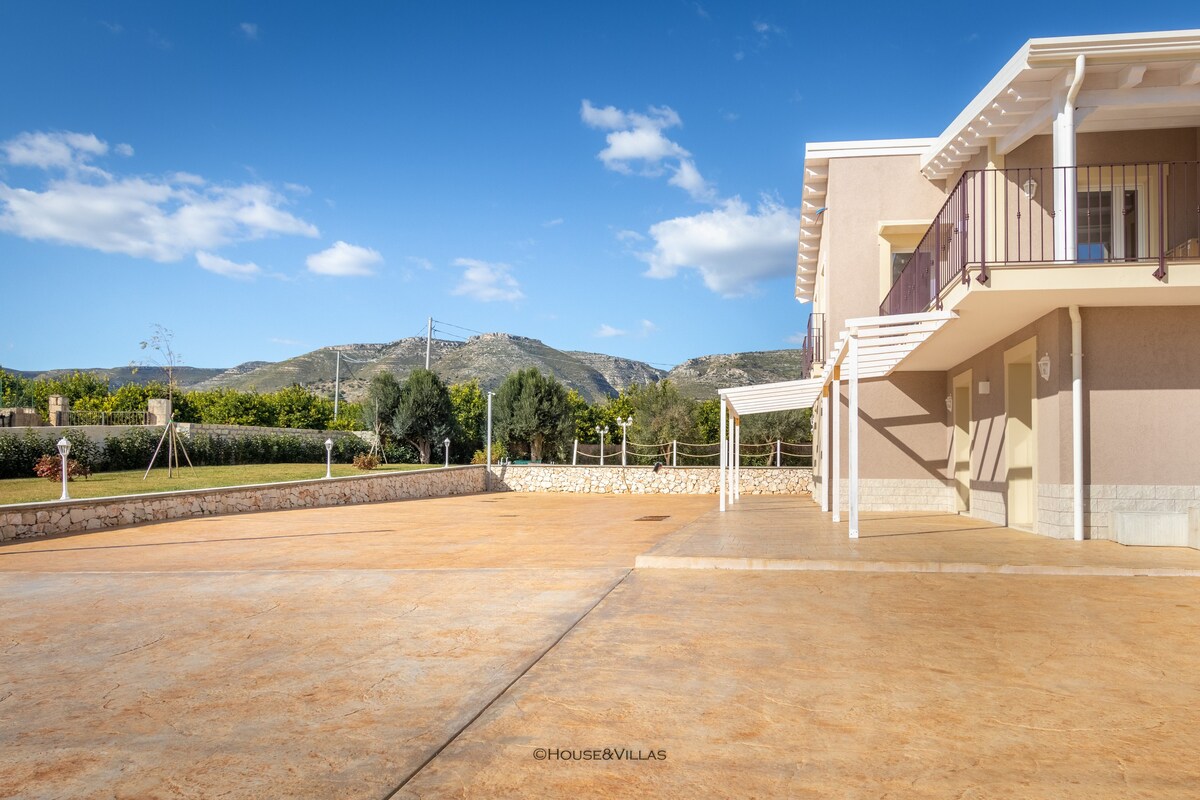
[1052,55,1086,261]
[1070,305,1084,541]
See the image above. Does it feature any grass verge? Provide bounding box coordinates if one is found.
[0,463,435,506]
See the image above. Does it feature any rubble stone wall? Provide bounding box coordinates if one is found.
[489,465,812,495]
[1,465,485,541]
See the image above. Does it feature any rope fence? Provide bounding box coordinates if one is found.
[571,438,812,467]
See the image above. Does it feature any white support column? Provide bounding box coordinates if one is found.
[848,334,860,539]
[820,391,830,512]
[719,398,727,512]
[832,374,841,522]
[1070,305,1084,541]
[734,419,741,502]
[1053,55,1085,261]
[727,412,735,504]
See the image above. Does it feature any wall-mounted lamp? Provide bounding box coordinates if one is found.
[945,395,953,412]
[1022,177,1038,198]
[1037,353,1051,381]
[978,380,991,396]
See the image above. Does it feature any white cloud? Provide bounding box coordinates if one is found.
[196,250,261,279]
[542,217,564,228]
[405,255,433,271]
[639,319,657,336]
[0,130,318,263]
[638,195,800,296]
[306,241,382,277]
[452,258,524,302]
[668,159,715,202]
[581,101,715,200]
[114,142,134,157]
[239,22,258,40]
[596,324,625,338]
[615,229,645,243]
[2,131,108,172]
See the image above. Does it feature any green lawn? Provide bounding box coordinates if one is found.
[0,462,436,506]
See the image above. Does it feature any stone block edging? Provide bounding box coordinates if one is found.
[0,465,486,542]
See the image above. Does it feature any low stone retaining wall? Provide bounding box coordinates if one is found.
[0,465,485,541]
[489,465,812,495]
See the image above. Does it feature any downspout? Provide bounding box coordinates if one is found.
[1070,305,1084,541]
[1066,53,1086,110]
[1053,55,1086,260]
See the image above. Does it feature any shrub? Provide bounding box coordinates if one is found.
[0,428,101,479]
[470,440,507,464]
[33,454,91,481]
[353,453,380,471]
[102,427,162,471]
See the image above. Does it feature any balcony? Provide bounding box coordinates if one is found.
[881,162,1200,316]
[800,312,824,379]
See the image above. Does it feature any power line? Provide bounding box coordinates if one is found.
[433,318,487,336]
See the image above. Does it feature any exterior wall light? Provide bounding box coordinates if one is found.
[978,380,991,395]
[595,425,609,466]
[56,437,72,501]
[616,415,634,466]
[1038,353,1051,381]
[1022,177,1038,198]
[945,395,953,412]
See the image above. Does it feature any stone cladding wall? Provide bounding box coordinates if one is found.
[489,465,811,495]
[1,465,484,541]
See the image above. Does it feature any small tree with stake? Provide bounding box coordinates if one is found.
[135,324,194,479]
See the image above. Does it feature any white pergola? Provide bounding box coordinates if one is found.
[717,310,956,537]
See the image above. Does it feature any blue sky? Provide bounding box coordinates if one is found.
[2,1,1197,372]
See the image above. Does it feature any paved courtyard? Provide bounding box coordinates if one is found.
[2,492,1200,798]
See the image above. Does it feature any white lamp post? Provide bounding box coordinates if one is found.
[324,438,333,479]
[56,437,71,501]
[595,425,609,466]
[443,437,451,468]
[616,416,633,467]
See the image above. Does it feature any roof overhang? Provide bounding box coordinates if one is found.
[719,377,825,418]
[816,311,958,402]
[922,29,1200,181]
[796,139,934,303]
[718,311,957,417]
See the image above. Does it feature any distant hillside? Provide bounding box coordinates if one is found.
[193,334,665,404]
[2,365,229,388]
[666,350,810,400]
[7,335,807,404]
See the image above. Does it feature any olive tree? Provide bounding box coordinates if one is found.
[495,367,572,462]
[392,368,453,464]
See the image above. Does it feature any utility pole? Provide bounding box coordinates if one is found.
[333,350,341,421]
[426,316,433,370]
[486,391,494,490]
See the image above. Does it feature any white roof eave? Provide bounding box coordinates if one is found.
[921,29,1200,177]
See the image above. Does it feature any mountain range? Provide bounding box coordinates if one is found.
[5,333,807,404]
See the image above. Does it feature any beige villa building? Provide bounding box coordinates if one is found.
[718,29,1200,548]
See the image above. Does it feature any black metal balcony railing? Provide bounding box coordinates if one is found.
[880,161,1200,316]
[800,312,824,379]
